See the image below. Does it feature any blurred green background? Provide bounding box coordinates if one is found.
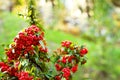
[0,0,120,80]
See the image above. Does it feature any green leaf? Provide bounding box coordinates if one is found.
[50,55,60,63]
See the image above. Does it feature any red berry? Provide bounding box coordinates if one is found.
[55,76,61,80]
[61,41,72,48]
[62,68,71,79]
[80,48,88,57]
[55,63,62,71]
[71,65,78,73]
[68,55,75,63]
[61,56,67,64]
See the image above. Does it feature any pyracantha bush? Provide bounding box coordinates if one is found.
[54,41,88,80]
[0,25,88,80]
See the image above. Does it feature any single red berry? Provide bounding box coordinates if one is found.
[71,65,78,73]
[80,48,88,57]
[55,76,61,80]
[0,62,5,67]
[55,63,62,71]
[61,56,67,64]
[68,55,75,63]
[61,41,72,48]
[62,68,71,79]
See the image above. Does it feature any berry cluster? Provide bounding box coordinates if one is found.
[16,71,33,80]
[54,41,88,80]
[6,25,47,61]
[0,25,48,79]
[0,62,33,80]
